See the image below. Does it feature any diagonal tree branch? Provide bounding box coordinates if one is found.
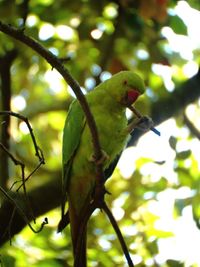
[0,21,103,182]
[0,22,136,266]
[184,112,200,140]
[1,20,200,266]
[102,202,134,267]
[0,22,108,255]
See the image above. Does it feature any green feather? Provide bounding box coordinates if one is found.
[59,71,146,263]
[61,100,86,217]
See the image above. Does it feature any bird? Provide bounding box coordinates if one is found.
[58,71,148,266]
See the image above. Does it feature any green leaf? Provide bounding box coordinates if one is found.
[177,150,191,160]
[169,136,177,150]
[1,255,15,267]
[167,259,184,267]
[176,167,192,186]
[169,15,187,35]
[175,198,191,215]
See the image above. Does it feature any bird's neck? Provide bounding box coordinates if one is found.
[88,89,125,115]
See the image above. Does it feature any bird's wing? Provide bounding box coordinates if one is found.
[61,100,86,219]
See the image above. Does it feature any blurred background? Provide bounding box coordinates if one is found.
[0,0,200,266]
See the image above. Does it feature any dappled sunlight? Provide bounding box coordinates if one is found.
[56,25,77,41]
[11,95,27,111]
[39,23,55,41]
[183,61,199,78]
[186,104,200,130]
[175,1,200,47]
[19,121,30,135]
[103,3,118,19]
[91,29,103,40]
[0,0,200,266]
[161,27,194,60]
[119,119,177,180]
[44,69,64,94]
[157,206,200,265]
[26,14,39,27]
[152,64,175,91]
[118,113,200,263]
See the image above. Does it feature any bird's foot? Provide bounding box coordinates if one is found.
[127,116,154,133]
[89,150,109,165]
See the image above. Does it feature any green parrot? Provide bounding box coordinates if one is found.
[58,71,147,265]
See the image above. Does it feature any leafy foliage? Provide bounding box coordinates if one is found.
[0,0,200,266]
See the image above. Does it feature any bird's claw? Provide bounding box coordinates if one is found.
[127,115,154,133]
[89,150,109,165]
[136,116,154,131]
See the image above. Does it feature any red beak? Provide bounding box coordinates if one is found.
[127,89,140,105]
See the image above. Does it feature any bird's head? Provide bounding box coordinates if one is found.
[105,71,145,107]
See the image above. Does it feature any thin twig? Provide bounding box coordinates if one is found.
[102,202,134,267]
[0,144,35,230]
[0,111,44,163]
[0,23,105,262]
[128,105,160,136]
[16,160,43,192]
[184,112,200,140]
[0,22,104,185]
[0,142,32,216]
[0,111,44,214]
[0,111,46,230]
[0,186,48,233]
[0,22,135,266]
[0,142,23,166]
[0,142,28,207]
